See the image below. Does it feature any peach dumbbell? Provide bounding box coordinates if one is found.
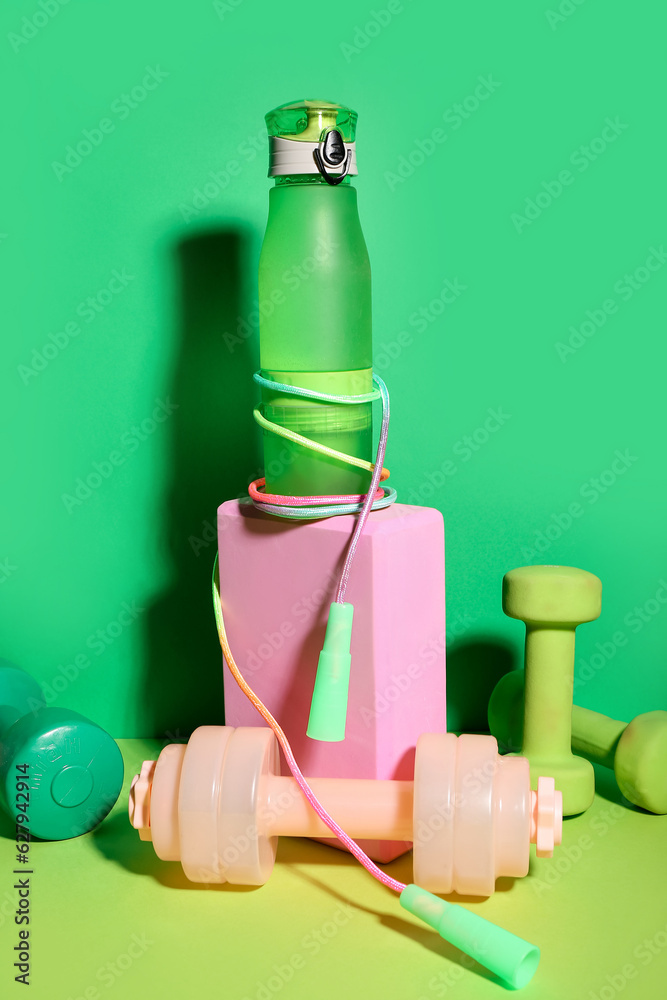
[129,726,562,896]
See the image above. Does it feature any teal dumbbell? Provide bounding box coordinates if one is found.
[489,566,600,816]
[0,660,123,839]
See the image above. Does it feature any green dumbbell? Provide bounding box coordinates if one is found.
[489,670,667,814]
[0,660,124,840]
[491,565,601,816]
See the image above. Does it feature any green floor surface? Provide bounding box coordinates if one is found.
[1,739,666,1000]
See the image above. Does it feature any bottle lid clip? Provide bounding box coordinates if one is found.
[313,127,352,185]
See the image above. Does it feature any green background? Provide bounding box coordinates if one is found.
[2,4,667,999]
[2,7,666,738]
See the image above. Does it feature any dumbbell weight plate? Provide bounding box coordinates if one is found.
[177,726,280,886]
[451,735,498,896]
[412,732,457,893]
[178,726,235,883]
[150,743,186,860]
[413,733,529,896]
[0,707,123,840]
[218,726,279,885]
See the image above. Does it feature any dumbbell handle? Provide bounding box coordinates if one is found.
[523,626,576,758]
[571,706,626,764]
[266,776,414,840]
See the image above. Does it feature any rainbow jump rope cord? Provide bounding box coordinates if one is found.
[212,371,540,990]
[215,369,399,888]
[248,371,394,603]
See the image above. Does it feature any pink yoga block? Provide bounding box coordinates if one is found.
[217,499,446,862]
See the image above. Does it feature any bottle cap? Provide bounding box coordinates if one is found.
[265,99,358,180]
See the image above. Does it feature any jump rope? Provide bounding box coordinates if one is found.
[211,373,540,990]
[213,371,401,890]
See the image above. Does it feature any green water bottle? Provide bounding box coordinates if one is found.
[259,99,372,496]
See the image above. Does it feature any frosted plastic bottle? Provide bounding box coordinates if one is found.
[259,99,372,496]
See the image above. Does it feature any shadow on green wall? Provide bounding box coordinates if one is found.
[141,227,260,738]
[446,638,517,734]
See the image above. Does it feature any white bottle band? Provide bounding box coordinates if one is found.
[268,135,358,178]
